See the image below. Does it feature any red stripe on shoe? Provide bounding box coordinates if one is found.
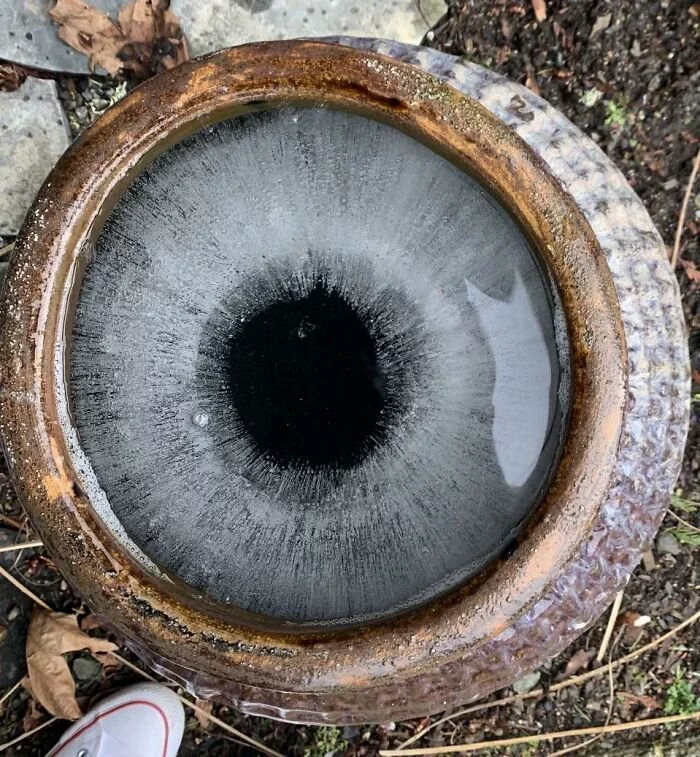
[52,699,170,757]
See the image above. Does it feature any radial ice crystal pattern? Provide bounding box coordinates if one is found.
[70,106,569,625]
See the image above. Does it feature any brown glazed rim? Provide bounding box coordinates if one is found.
[0,41,627,694]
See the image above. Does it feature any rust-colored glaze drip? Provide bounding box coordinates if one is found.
[0,42,628,719]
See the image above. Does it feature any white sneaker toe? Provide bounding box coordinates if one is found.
[47,682,185,757]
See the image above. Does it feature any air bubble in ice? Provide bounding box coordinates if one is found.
[192,410,210,428]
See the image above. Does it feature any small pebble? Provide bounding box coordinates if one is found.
[75,106,88,120]
[656,532,681,555]
[648,74,662,91]
[513,670,541,694]
[590,13,611,37]
[72,655,102,681]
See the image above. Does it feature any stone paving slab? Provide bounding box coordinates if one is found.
[0,76,71,236]
[174,0,447,57]
[0,0,444,236]
[0,0,119,74]
[0,0,445,74]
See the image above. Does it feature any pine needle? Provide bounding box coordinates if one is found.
[0,681,22,710]
[380,711,700,755]
[597,589,625,663]
[395,608,700,750]
[0,717,58,753]
[0,563,51,610]
[671,148,700,270]
[0,540,43,554]
[111,653,284,757]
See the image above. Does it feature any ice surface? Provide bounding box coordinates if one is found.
[70,106,568,624]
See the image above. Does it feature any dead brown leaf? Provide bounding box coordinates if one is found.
[621,611,650,645]
[644,152,666,174]
[49,0,125,76]
[531,0,547,23]
[49,0,188,79]
[94,650,121,670]
[22,696,46,732]
[679,258,700,282]
[26,608,117,720]
[525,69,540,96]
[117,0,189,78]
[0,62,29,92]
[622,611,651,628]
[194,698,214,730]
[564,648,594,677]
[617,691,660,711]
[79,613,106,632]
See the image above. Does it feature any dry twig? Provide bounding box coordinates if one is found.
[0,716,58,753]
[0,564,51,610]
[112,653,284,757]
[531,0,547,22]
[549,654,615,757]
[380,711,700,755]
[667,509,700,533]
[0,540,43,554]
[671,148,700,270]
[0,514,25,531]
[0,241,15,259]
[597,589,625,663]
[395,608,700,750]
[0,681,22,710]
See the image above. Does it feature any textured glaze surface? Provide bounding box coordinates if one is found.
[0,40,687,724]
[70,105,566,625]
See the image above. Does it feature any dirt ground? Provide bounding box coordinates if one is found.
[1,0,699,755]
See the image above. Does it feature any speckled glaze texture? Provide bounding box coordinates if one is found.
[305,37,689,714]
[0,39,689,724]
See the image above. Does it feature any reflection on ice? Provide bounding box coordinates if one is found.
[464,271,553,488]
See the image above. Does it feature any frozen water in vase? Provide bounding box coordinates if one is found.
[70,106,569,625]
